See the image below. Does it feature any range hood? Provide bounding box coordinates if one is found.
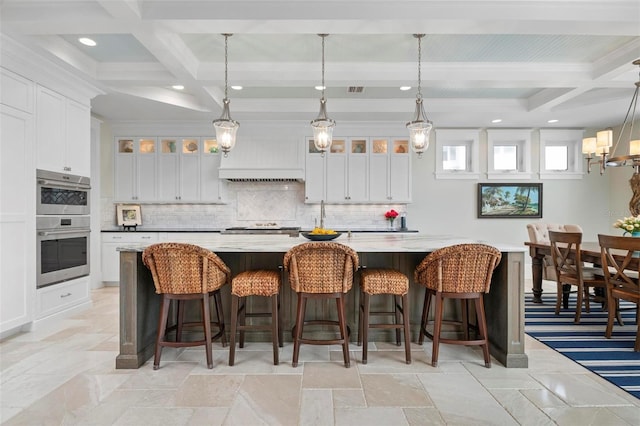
[218,137,305,182]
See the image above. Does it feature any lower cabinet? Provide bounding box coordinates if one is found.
[101,232,159,283]
[36,277,90,320]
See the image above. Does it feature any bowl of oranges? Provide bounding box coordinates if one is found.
[301,227,341,241]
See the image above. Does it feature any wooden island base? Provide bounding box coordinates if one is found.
[116,234,528,369]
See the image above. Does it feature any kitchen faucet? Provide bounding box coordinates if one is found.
[320,200,326,229]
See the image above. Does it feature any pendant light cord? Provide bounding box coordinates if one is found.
[417,34,422,100]
[321,34,326,99]
[224,34,229,99]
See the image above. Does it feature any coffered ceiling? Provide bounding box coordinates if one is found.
[1,0,639,129]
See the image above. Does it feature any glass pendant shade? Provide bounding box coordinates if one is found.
[213,98,239,155]
[311,97,335,152]
[406,97,433,156]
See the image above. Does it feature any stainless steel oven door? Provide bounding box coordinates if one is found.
[37,169,90,215]
[36,216,90,288]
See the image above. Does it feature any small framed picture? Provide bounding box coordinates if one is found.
[116,204,142,226]
[478,183,542,219]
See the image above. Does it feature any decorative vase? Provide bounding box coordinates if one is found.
[388,218,395,231]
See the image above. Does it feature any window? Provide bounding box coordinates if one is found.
[486,129,532,180]
[538,129,583,179]
[435,129,480,179]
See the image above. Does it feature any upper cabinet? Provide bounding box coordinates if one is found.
[36,85,90,177]
[114,136,224,203]
[305,136,410,204]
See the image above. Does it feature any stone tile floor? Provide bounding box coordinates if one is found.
[1,283,639,425]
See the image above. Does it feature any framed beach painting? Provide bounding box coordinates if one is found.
[477,183,542,219]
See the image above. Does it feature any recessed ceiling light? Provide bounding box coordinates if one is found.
[78,37,96,47]
[547,119,559,123]
[400,86,412,91]
[491,119,502,123]
[315,85,325,91]
[171,85,184,90]
[231,85,243,90]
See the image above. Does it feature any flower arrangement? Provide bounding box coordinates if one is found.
[385,209,399,223]
[613,215,640,234]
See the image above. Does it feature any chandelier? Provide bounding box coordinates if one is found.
[213,33,239,157]
[406,34,433,158]
[310,34,335,155]
[583,59,640,214]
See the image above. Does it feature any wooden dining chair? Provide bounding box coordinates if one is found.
[597,234,640,351]
[549,230,607,323]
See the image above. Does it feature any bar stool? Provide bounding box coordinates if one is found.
[142,243,231,370]
[358,268,411,364]
[283,241,359,368]
[229,269,283,366]
[415,243,501,368]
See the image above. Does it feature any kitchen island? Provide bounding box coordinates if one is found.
[116,233,527,369]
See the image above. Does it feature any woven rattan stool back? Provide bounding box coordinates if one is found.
[284,241,359,294]
[142,242,230,294]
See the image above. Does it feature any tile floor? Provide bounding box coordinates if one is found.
[1,282,639,425]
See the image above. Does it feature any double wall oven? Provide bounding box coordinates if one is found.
[36,169,91,288]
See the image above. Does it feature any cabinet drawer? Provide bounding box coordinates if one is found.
[102,232,158,243]
[37,278,89,319]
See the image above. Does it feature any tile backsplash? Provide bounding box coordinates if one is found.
[101,182,404,230]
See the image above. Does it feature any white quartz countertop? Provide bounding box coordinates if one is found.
[116,232,525,253]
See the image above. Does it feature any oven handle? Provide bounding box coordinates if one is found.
[38,179,91,190]
[38,229,91,237]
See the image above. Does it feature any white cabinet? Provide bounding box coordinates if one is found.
[306,137,369,203]
[36,85,90,176]
[36,277,90,320]
[114,137,158,202]
[101,232,159,283]
[115,136,224,203]
[326,138,369,202]
[369,138,412,203]
[0,102,35,334]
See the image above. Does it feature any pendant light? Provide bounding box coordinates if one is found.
[406,34,433,158]
[310,34,335,155]
[213,33,239,157]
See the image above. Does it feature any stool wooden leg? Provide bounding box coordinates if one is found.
[277,293,284,348]
[337,294,350,368]
[419,289,431,345]
[176,299,185,342]
[154,294,170,370]
[432,292,444,367]
[292,293,305,368]
[271,294,279,365]
[213,290,227,347]
[461,299,469,341]
[202,293,213,369]
[357,287,364,347]
[475,295,491,368]
[402,293,411,364]
[229,294,239,366]
[362,292,370,364]
[239,297,247,348]
[394,295,401,346]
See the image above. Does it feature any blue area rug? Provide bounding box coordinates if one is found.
[525,294,640,399]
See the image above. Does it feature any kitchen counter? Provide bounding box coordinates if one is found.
[115,233,526,369]
[101,228,418,233]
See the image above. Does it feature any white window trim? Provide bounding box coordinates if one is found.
[486,128,533,180]
[434,128,480,179]
[538,129,583,179]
